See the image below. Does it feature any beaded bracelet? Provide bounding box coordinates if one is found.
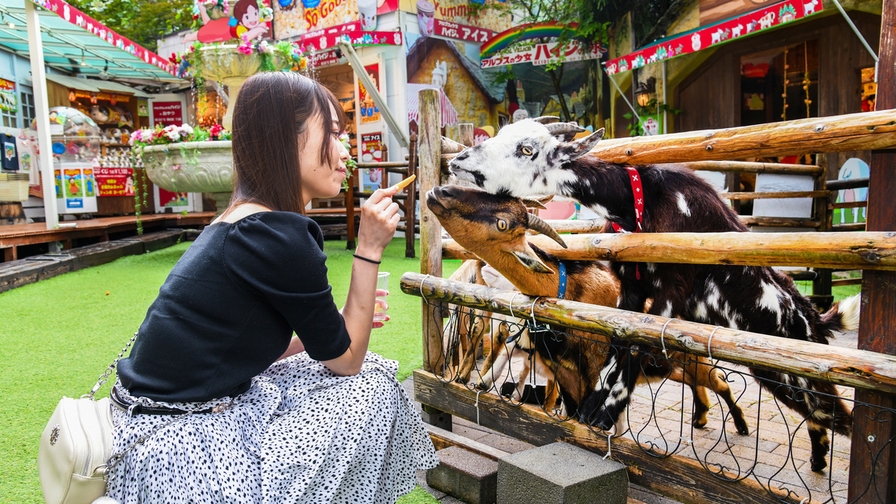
[353,253,381,265]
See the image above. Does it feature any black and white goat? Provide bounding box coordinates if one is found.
[427,184,749,435]
[447,118,860,472]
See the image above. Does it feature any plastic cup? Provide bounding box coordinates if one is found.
[358,0,377,30]
[374,271,389,322]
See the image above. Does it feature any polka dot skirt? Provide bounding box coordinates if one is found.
[106,352,438,503]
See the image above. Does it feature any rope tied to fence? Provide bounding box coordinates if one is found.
[418,274,431,302]
[529,297,541,328]
[707,326,722,363]
[659,318,674,358]
[509,291,523,319]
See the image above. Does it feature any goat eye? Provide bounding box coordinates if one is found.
[520,146,533,156]
[496,219,508,231]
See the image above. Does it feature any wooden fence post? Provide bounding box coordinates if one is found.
[459,123,474,148]
[848,3,896,501]
[416,88,451,429]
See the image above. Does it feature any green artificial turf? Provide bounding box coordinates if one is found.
[0,237,455,504]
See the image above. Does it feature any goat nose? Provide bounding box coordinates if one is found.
[454,151,468,162]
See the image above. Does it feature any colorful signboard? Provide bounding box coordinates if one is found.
[185,0,273,44]
[31,0,177,76]
[95,167,135,197]
[293,21,402,51]
[152,102,183,127]
[358,64,381,124]
[359,131,384,192]
[478,22,605,68]
[481,39,605,68]
[0,78,16,113]
[401,0,512,34]
[273,0,399,41]
[604,0,824,75]
[54,163,98,212]
[433,19,493,43]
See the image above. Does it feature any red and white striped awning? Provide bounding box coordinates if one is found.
[407,83,458,127]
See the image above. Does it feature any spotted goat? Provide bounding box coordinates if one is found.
[427,184,749,435]
[447,118,860,472]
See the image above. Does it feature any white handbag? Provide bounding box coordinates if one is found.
[38,333,136,504]
[38,396,113,504]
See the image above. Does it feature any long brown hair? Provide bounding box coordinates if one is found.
[230,72,346,214]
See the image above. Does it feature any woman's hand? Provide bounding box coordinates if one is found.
[355,186,400,261]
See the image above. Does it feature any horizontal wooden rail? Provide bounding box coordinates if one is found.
[542,219,605,234]
[440,231,896,270]
[827,177,870,191]
[721,190,829,200]
[590,109,896,165]
[400,273,896,394]
[669,160,824,175]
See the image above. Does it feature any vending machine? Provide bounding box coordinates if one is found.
[34,107,101,214]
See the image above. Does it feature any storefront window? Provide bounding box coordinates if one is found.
[0,105,14,128]
[20,90,35,127]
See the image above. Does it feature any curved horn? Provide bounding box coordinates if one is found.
[531,116,561,124]
[527,213,567,248]
[544,121,586,139]
[441,136,467,154]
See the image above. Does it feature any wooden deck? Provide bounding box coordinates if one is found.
[0,212,216,262]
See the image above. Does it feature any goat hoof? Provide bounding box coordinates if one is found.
[810,456,827,473]
[736,424,750,436]
[692,419,708,430]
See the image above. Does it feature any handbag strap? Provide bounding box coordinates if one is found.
[88,331,138,399]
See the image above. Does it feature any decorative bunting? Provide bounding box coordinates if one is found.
[29,0,179,77]
[604,0,823,75]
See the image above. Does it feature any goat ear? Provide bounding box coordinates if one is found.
[555,128,605,163]
[509,250,555,274]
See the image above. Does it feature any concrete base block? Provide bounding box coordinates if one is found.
[497,442,628,504]
[427,446,498,504]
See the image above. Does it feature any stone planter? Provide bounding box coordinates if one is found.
[142,141,234,212]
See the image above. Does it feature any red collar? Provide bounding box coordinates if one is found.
[610,166,644,233]
[609,166,644,280]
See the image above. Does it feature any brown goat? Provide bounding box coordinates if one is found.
[427,184,749,435]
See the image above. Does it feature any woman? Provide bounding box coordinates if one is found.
[106,72,437,503]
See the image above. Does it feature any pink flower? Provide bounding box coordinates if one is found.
[172,164,181,171]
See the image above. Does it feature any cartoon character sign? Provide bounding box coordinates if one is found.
[184,0,271,44]
[230,0,270,39]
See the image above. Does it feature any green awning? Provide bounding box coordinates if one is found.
[43,72,101,92]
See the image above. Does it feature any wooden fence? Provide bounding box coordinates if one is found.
[406,87,896,504]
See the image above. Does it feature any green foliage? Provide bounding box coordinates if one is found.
[68,0,195,52]
[623,98,680,136]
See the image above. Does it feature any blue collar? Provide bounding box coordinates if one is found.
[557,262,567,299]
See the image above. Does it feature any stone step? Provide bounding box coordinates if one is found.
[497,442,628,504]
[427,446,499,504]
